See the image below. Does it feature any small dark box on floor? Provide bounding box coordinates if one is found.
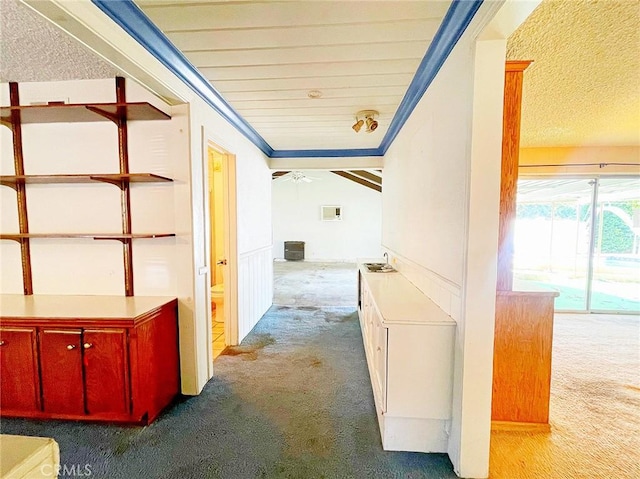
[284,241,305,261]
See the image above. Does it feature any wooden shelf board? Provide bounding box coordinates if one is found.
[1,233,175,240]
[0,102,170,124]
[1,173,173,186]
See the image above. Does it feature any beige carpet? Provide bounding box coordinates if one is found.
[490,313,640,478]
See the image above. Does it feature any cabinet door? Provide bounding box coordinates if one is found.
[40,329,84,415]
[363,291,375,357]
[361,289,370,335]
[0,327,40,412]
[83,329,129,416]
[373,312,388,412]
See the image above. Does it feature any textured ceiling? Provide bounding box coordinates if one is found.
[136,0,451,151]
[0,0,119,83]
[507,0,640,148]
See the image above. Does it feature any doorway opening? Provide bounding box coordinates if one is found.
[270,168,382,306]
[514,176,640,313]
[205,141,239,367]
[208,146,226,359]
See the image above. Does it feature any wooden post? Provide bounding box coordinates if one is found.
[496,61,532,291]
[9,82,33,295]
[115,77,134,296]
[491,60,559,428]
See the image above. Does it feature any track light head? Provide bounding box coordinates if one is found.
[353,110,379,134]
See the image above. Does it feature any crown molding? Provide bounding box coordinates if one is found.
[92,0,483,159]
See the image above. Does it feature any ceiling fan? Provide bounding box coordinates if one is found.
[277,171,321,183]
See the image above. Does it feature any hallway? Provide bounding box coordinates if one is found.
[4,262,634,477]
[271,262,640,478]
[272,260,357,307]
[0,261,457,478]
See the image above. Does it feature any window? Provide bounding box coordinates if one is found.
[321,205,342,221]
[514,177,640,313]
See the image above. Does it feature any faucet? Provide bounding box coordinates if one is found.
[383,252,389,265]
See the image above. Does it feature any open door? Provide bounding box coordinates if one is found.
[202,133,238,378]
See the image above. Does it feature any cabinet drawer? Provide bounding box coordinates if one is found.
[0,328,40,412]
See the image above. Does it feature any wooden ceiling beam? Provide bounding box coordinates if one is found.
[272,171,290,179]
[350,169,382,185]
[331,171,381,192]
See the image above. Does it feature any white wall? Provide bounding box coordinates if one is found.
[382,34,475,317]
[383,63,469,287]
[0,78,180,296]
[269,156,383,170]
[272,170,382,261]
[381,1,534,477]
[381,39,490,476]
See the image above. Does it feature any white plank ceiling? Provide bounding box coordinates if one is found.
[135,0,452,151]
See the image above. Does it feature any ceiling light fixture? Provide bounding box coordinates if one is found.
[307,90,323,99]
[290,171,313,183]
[352,119,364,133]
[352,110,379,133]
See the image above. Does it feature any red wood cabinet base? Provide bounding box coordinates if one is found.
[0,296,179,424]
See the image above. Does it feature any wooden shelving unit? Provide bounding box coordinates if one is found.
[0,102,170,124]
[0,77,173,296]
[0,173,172,187]
[1,233,175,241]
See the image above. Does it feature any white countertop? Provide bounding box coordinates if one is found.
[358,262,455,327]
[0,294,176,319]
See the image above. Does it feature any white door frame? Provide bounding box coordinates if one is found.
[201,128,239,378]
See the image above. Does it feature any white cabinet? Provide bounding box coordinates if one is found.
[363,299,387,412]
[357,265,456,453]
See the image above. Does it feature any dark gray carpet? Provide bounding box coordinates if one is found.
[1,306,457,478]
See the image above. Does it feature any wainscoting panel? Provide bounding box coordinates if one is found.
[383,248,462,322]
[237,245,273,342]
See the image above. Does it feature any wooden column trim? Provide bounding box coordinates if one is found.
[9,83,33,295]
[115,77,134,297]
[496,60,532,291]
[505,60,533,72]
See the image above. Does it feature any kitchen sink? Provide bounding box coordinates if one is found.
[363,262,397,273]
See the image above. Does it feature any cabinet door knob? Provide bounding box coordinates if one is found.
[66,344,77,350]
[0,340,5,346]
[83,342,93,349]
